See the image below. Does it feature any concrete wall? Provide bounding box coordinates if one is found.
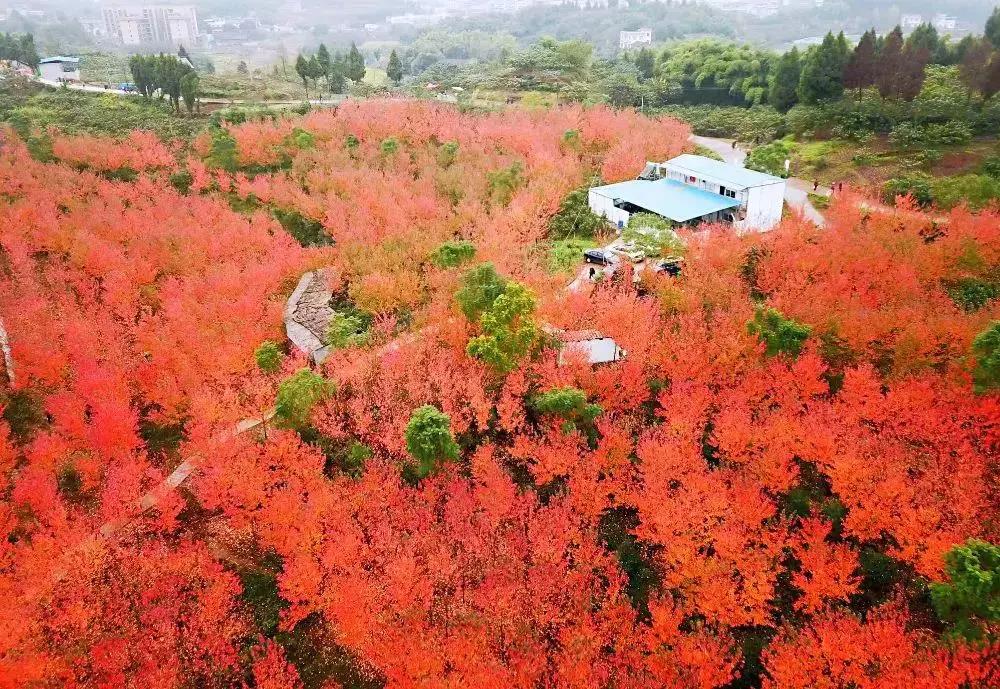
[588,190,631,229]
[736,182,785,231]
[39,62,80,82]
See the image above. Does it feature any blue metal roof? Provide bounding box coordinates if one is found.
[590,178,739,223]
[39,56,80,64]
[668,154,783,188]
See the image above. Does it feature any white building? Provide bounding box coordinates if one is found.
[551,329,625,366]
[102,5,200,46]
[620,28,653,51]
[588,154,786,232]
[38,56,81,82]
[932,13,957,31]
[900,14,923,30]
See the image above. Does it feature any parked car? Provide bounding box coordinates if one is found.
[583,248,618,266]
[654,257,684,276]
[612,245,646,263]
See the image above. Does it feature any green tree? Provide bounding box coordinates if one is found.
[316,43,331,86]
[345,42,366,82]
[387,49,403,85]
[432,240,476,268]
[180,71,199,114]
[930,539,999,641]
[972,320,1000,393]
[295,54,310,95]
[548,186,606,239]
[467,282,540,374]
[748,307,811,357]
[768,47,801,111]
[623,213,686,257]
[531,386,602,434]
[987,7,1000,48]
[797,32,847,104]
[634,47,656,80]
[404,405,460,478]
[455,263,508,322]
[254,341,283,373]
[274,368,334,429]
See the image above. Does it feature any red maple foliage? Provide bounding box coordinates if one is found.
[0,100,996,688]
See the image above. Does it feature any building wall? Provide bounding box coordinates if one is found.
[735,182,784,231]
[588,190,632,229]
[103,5,199,46]
[664,162,785,232]
[39,62,80,82]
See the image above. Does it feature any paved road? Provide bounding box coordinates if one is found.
[690,134,827,227]
[34,76,345,106]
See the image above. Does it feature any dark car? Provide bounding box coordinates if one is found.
[654,257,684,276]
[583,249,617,266]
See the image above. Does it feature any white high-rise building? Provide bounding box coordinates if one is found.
[102,5,200,46]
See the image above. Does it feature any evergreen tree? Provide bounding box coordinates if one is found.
[797,32,847,104]
[987,6,1000,48]
[387,49,403,85]
[180,71,199,114]
[329,53,347,93]
[345,42,366,82]
[844,29,877,98]
[316,43,331,86]
[768,47,801,111]
[906,23,947,64]
[295,54,310,95]
[307,55,324,90]
[876,27,905,100]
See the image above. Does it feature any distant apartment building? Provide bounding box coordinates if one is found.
[620,28,653,51]
[932,13,958,31]
[900,14,923,30]
[102,5,200,46]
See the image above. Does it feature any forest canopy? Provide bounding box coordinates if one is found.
[0,98,996,688]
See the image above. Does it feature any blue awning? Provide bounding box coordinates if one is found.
[590,178,739,223]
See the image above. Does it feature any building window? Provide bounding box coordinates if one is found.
[688,175,696,183]
[719,186,736,199]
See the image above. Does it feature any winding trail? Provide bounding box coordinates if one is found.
[690,134,828,227]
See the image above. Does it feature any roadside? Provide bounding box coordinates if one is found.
[690,133,828,227]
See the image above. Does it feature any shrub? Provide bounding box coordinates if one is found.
[745,139,794,178]
[883,176,933,206]
[531,386,602,433]
[946,278,999,312]
[432,239,476,268]
[255,340,283,373]
[274,369,334,429]
[981,156,1000,179]
[326,310,370,350]
[404,405,460,478]
[930,175,1000,211]
[971,321,1000,394]
[748,307,811,357]
[272,208,331,247]
[455,263,508,322]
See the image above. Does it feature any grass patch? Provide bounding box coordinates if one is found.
[807,192,830,209]
[548,238,597,274]
[0,80,201,140]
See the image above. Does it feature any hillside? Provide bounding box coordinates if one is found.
[0,99,997,687]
